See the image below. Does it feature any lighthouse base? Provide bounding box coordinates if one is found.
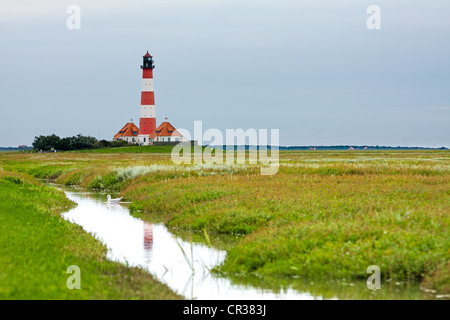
[138,135,153,146]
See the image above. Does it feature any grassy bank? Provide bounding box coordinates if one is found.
[1,150,449,295]
[0,170,182,299]
[70,145,176,154]
[123,163,449,287]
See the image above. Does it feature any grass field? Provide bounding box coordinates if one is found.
[1,149,449,296]
[0,170,182,299]
[68,145,176,154]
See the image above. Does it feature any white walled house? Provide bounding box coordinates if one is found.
[113,119,188,145]
[149,120,189,144]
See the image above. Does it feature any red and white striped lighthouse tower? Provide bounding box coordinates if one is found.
[138,51,156,145]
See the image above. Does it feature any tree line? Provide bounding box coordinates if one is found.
[32,134,128,151]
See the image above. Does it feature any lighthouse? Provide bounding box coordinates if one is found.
[113,51,189,145]
[138,51,156,145]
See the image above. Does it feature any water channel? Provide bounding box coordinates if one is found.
[59,187,432,300]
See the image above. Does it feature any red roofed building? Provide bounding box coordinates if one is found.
[150,118,188,143]
[113,121,139,144]
[114,118,187,145]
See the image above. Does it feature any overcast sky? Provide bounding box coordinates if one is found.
[0,0,449,147]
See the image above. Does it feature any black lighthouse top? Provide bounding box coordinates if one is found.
[141,51,155,69]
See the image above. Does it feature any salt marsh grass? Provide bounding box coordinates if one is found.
[1,149,449,296]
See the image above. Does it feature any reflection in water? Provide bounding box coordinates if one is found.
[61,190,322,300]
[143,223,153,263]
